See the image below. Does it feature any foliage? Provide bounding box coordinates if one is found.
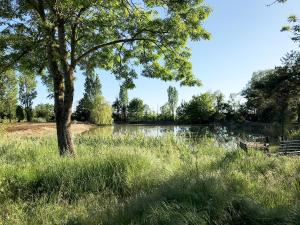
[0,132,300,224]
[34,104,55,122]
[119,85,129,122]
[213,91,227,121]
[18,69,37,122]
[75,70,102,122]
[0,0,210,86]
[0,70,18,122]
[128,98,146,123]
[90,95,113,125]
[242,52,300,134]
[167,86,178,120]
[160,103,173,121]
[281,13,299,43]
[113,85,129,122]
[177,92,216,123]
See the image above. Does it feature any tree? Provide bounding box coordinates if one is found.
[19,70,37,122]
[128,98,145,123]
[242,55,300,137]
[35,104,55,122]
[160,103,172,120]
[0,70,17,122]
[167,86,178,120]
[242,70,277,122]
[112,84,129,123]
[112,98,122,122]
[1,1,210,155]
[213,91,226,122]
[16,105,25,122]
[177,92,216,123]
[119,85,129,122]
[90,95,113,125]
[75,69,102,122]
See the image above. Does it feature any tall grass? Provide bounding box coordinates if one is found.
[0,129,300,224]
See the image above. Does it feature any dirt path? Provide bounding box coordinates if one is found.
[4,122,95,137]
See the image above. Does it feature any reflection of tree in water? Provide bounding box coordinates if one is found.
[91,124,288,148]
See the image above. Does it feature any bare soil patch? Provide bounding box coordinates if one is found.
[4,122,95,137]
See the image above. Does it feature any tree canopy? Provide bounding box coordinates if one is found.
[0,0,211,155]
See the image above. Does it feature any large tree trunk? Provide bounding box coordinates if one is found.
[51,61,76,156]
[55,111,75,156]
[53,69,75,156]
[47,36,76,156]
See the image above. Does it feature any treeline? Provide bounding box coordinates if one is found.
[2,53,299,128]
[111,89,245,124]
[74,72,246,124]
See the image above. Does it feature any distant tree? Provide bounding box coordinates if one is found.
[0,70,18,122]
[167,86,179,120]
[1,1,211,155]
[213,91,226,122]
[16,105,25,122]
[119,85,129,122]
[113,84,130,123]
[75,70,102,122]
[19,70,37,122]
[242,70,277,122]
[128,98,145,123]
[90,95,113,125]
[177,92,216,123]
[112,98,122,122]
[143,104,156,122]
[176,101,190,122]
[35,104,55,122]
[160,103,172,120]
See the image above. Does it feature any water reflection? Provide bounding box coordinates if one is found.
[87,123,283,149]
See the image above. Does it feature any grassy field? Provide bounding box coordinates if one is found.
[0,127,300,225]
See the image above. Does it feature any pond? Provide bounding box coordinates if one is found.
[86,123,285,149]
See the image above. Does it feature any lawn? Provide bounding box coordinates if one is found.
[0,128,300,225]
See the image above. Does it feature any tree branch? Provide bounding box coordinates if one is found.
[76,37,156,63]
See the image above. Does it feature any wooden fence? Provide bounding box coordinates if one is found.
[279,140,300,155]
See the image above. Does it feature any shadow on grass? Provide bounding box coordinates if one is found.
[64,169,300,225]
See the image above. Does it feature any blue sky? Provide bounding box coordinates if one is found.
[34,0,300,110]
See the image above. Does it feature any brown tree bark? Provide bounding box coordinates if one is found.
[56,20,76,156]
[45,23,75,156]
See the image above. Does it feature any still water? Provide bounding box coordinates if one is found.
[87,123,283,148]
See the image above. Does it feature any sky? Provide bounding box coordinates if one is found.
[34,0,300,111]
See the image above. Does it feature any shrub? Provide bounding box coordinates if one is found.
[34,104,55,122]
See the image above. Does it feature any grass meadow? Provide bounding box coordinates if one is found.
[0,128,300,225]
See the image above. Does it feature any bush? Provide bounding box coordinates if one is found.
[32,117,47,123]
[34,104,55,122]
